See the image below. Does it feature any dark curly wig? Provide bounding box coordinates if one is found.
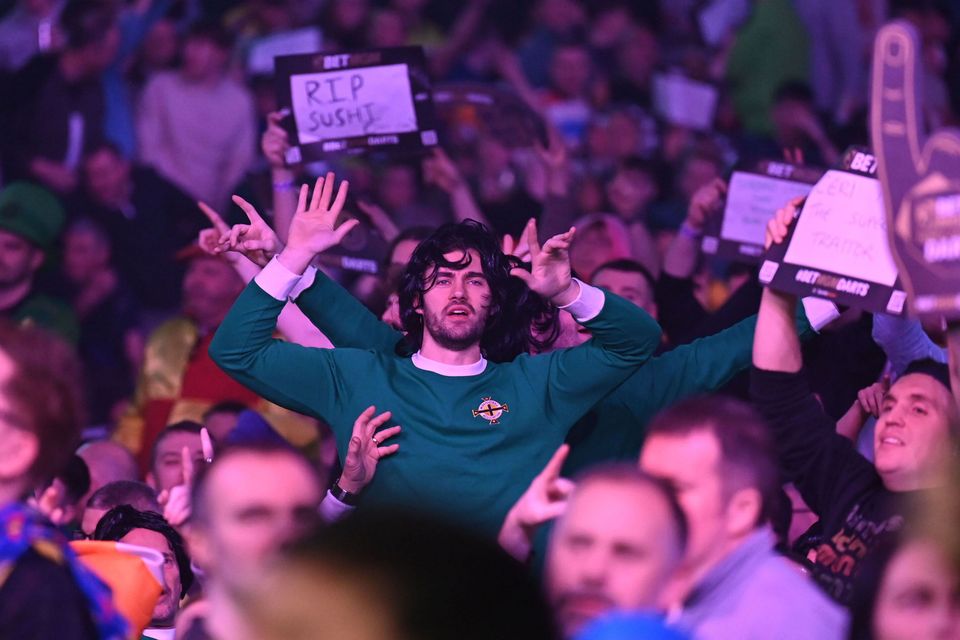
[397,220,559,362]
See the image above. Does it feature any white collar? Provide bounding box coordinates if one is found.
[143,628,176,640]
[411,351,487,376]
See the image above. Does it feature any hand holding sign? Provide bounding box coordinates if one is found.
[872,22,960,320]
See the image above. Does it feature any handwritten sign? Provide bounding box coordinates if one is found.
[702,161,822,262]
[276,47,438,161]
[871,22,960,322]
[760,148,908,315]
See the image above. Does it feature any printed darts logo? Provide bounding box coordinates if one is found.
[472,397,509,425]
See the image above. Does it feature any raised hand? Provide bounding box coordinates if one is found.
[279,172,358,274]
[498,444,575,561]
[686,177,728,232]
[338,406,401,494]
[261,111,290,169]
[157,445,196,528]
[422,147,464,194]
[510,218,577,305]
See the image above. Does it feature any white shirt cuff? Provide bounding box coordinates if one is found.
[254,256,305,301]
[318,490,355,523]
[801,297,841,332]
[289,266,318,301]
[556,279,604,322]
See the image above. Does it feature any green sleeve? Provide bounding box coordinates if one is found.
[209,281,347,420]
[610,304,813,421]
[534,291,662,425]
[296,269,402,351]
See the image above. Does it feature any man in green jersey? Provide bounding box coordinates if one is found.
[209,173,661,535]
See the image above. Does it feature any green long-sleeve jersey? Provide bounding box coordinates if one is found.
[209,277,661,536]
[293,269,813,477]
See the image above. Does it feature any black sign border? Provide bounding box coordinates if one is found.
[702,160,824,264]
[759,147,908,316]
[275,46,439,161]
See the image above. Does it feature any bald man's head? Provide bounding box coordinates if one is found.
[77,441,139,505]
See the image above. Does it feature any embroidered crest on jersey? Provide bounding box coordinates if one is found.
[472,396,509,424]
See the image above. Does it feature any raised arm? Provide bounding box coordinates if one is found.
[750,200,877,513]
[510,219,662,424]
[209,175,360,418]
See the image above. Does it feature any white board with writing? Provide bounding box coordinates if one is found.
[721,171,815,245]
[290,64,418,144]
[783,170,899,286]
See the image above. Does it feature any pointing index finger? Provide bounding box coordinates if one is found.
[232,195,267,226]
[871,21,924,210]
[198,201,230,234]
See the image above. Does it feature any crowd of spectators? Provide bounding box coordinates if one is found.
[1,0,959,639]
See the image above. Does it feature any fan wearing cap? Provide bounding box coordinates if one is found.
[0,181,78,343]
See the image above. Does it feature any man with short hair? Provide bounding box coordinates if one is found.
[77,439,140,500]
[82,480,160,537]
[752,199,960,604]
[210,174,662,535]
[147,421,204,493]
[639,396,847,639]
[77,143,200,312]
[183,441,323,640]
[499,452,687,638]
[94,505,193,640]
[0,182,78,342]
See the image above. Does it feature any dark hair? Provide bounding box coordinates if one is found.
[647,396,782,527]
[241,510,558,640]
[57,454,91,503]
[574,464,687,554]
[903,358,952,392]
[397,220,558,361]
[190,440,317,528]
[150,420,203,473]
[87,480,160,513]
[60,0,117,49]
[0,320,84,485]
[93,505,194,597]
[385,226,434,266]
[591,258,657,293]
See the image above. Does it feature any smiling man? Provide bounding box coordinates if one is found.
[751,201,960,604]
[209,173,661,536]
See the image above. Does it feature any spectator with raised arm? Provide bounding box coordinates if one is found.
[751,199,960,604]
[209,172,662,535]
[499,445,687,639]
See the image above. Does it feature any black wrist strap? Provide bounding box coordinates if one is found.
[330,479,360,506]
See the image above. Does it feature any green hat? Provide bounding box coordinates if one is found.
[0,182,66,250]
